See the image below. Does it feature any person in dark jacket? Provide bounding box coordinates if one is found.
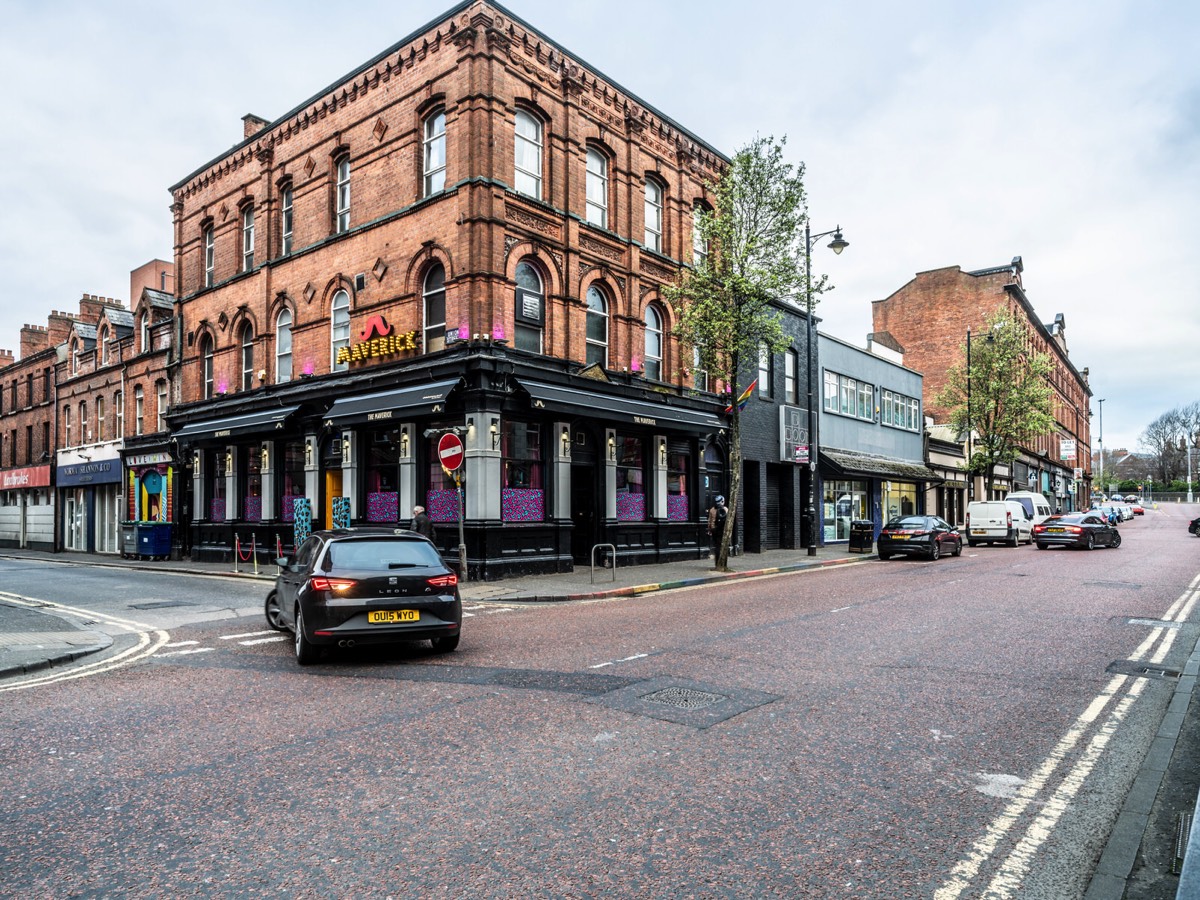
[411,505,435,540]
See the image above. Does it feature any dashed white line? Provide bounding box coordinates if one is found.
[155,647,215,657]
[220,631,277,640]
[239,636,288,646]
[590,652,648,669]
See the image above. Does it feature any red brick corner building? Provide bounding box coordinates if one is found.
[871,256,1093,509]
[168,1,731,576]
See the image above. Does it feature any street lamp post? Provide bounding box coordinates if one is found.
[804,222,848,556]
[966,327,974,503]
[1097,398,1105,499]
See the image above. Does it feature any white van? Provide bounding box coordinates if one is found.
[1005,491,1053,525]
[965,500,1033,547]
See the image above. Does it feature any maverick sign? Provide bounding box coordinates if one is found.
[335,314,420,366]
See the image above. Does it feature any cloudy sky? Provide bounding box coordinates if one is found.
[1,0,1196,453]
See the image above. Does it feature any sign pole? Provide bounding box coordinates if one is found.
[455,469,467,582]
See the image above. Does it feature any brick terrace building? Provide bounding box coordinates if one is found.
[166,1,748,576]
[871,256,1094,511]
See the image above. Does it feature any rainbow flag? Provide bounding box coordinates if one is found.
[724,379,757,415]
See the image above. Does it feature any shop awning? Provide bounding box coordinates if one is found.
[821,448,943,483]
[322,378,460,426]
[520,380,722,432]
[173,405,300,441]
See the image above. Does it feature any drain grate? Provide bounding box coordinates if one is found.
[1106,659,1182,680]
[641,686,726,709]
[129,600,195,610]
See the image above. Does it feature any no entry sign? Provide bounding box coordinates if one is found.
[438,432,464,471]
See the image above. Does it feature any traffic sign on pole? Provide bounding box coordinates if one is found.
[438,432,464,471]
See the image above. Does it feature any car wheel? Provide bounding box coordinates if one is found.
[930,542,941,561]
[952,540,962,557]
[264,591,286,632]
[294,605,320,666]
[431,634,460,653]
[1037,542,1048,550]
[1110,531,1122,548]
[1085,533,1095,551]
[878,551,892,560]
[967,540,977,548]
[1006,534,1018,548]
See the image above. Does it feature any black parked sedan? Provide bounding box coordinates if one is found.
[1033,512,1121,550]
[877,515,963,561]
[266,527,462,664]
[1189,515,1200,536]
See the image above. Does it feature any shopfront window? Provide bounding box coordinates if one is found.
[822,479,867,542]
[209,449,227,521]
[501,421,543,521]
[882,481,918,522]
[366,431,401,522]
[615,435,646,521]
[243,447,263,522]
[667,448,690,521]
[281,440,306,522]
[426,430,460,523]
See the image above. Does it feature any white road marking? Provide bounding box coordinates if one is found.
[589,652,648,669]
[936,584,1199,899]
[239,636,288,646]
[155,647,215,657]
[0,592,170,692]
[163,640,199,648]
[220,630,276,640]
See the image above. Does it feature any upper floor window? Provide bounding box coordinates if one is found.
[514,261,543,353]
[71,341,81,374]
[693,346,708,392]
[644,305,664,381]
[824,371,878,423]
[276,308,293,383]
[96,395,105,441]
[140,313,150,353]
[514,110,543,200]
[63,405,72,447]
[585,285,608,368]
[423,264,446,353]
[423,110,446,196]
[80,401,89,443]
[693,204,709,268]
[331,289,351,371]
[134,385,144,436]
[241,205,255,271]
[881,388,920,431]
[335,157,351,233]
[758,346,773,397]
[585,148,608,228]
[156,381,167,432]
[785,349,799,404]
[644,179,663,253]
[280,186,294,256]
[114,391,123,436]
[239,323,254,391]
[200,335,214,399]
[98,327,109,365]
[203,225,215,288]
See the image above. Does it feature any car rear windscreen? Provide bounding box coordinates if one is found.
[326,539,444,570]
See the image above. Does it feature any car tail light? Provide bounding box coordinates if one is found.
[309,576,357,592]
[1006,511,1012,527]
[427,573,459,589]
[1066,526,1083,534]
[965,512,971,528]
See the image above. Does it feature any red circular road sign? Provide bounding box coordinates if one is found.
[438,432,464,471]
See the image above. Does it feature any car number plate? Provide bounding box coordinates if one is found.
[1047,527,1064,533]
[971,529,987,534]
[368,610,419,624]
[891,534,909,540]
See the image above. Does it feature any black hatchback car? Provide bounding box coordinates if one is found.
[877,515,963,561]
[266,527,462,664]
[1033,512,1121,550]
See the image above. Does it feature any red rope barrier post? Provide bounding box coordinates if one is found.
[233,535,240,574]
[252,535,259,576]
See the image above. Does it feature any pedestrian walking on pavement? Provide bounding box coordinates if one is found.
[411,505,435,540]
[707,495,729,553]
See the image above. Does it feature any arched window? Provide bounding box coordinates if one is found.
[585,148,608,228]
[644,305,663,381]
[331,289,351,371]
[98,326,109,366]
[140,313,150,353]
[514,261,544,353]
[423,264,446,353]
[203,224,215,288]
[241,204,255,271]
[423,109,446,196]
[276,308,293,383]
[644,179,664,253]
[239,322,254,391]
[200,335,214,399]
[585,285,608,368]
[280,185,294,256]
[514,110,543,200]
[335,157,351,233]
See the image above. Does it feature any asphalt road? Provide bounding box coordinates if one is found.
[2,508,1198,898]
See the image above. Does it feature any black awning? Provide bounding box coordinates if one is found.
[173,405,300,441]
[520,380,722,432]
[322,378,460,426]
[821,448,943,484]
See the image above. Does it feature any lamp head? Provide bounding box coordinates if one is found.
[827,227,849,255]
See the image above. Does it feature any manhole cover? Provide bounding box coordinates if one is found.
[1106,660,1182,680]
[641,686,726,709]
